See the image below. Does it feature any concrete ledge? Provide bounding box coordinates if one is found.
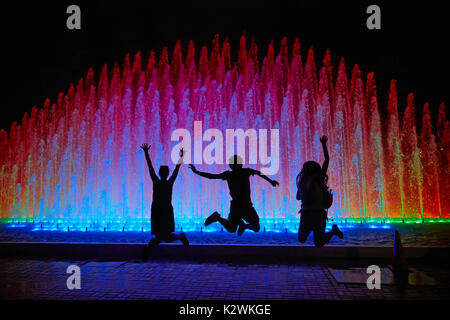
[1,242,449,261]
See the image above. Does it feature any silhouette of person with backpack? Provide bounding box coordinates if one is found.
[189,155,279,235]
[296,136,343,247]
[141,143,189,247]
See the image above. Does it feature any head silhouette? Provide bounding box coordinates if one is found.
[302,161,322,177]
[159,166,170,180]
[228,155,243,171]
[296,160,328,198]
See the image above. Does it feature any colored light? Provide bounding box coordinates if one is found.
[0,35,448,232]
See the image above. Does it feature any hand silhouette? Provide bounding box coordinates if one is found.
[188,164,197,173]
[271,180,279,187]
[140,143,151,152]
[320,136,328,145]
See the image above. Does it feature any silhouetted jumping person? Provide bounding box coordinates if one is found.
[141,143,189,247]
[189,155,279,235]
[296,136,343,247]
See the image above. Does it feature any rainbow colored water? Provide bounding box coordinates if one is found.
[0,35,449,232]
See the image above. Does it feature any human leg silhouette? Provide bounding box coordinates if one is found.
[162,233,180,242]
[237,208,260,236]
[148,233,189,247]
[204,201,261,235]
[240,220,260,232]
[298,210,314,243]
[205,211,220,226]
[312,216,343,248]
[228,201,260,236]
[217,216,241,233]
[204,210,242,233]
[148,237,162,247]
[298,226,312,243]
[312,230,334,248]
[298,223,312,243]
[161,233,189,247]
[298,209,342,246]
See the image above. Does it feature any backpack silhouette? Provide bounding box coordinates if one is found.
[322,186,333,209]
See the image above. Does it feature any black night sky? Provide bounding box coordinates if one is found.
[1,0,448,132]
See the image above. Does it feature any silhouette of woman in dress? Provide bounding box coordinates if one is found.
[141,144,189,247]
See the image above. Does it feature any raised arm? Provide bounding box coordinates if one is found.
[189,164,225,180]
[141,143,158,182]
[169,148,184,184]
[320,135,329,174]
[253,169,279,187]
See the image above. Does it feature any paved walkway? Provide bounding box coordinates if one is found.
[1,258,448,300]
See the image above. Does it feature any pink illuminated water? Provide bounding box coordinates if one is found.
[0,35,449,230]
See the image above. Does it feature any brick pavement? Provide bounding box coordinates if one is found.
[1,258,448,300]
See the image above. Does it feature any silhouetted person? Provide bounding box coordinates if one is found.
[189,155,279,235]
[141,143,189,247]
[296,136,343,247]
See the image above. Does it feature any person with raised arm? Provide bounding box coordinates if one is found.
[296,135,343,247]
[141,143,189,247]
[189,155,279,236]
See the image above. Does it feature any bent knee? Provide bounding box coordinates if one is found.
[314,243,324,248]
[313,239,324,248]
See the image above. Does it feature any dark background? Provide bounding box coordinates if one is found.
[1,0,448,132]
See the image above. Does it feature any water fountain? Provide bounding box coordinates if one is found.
[0,35,448,232]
